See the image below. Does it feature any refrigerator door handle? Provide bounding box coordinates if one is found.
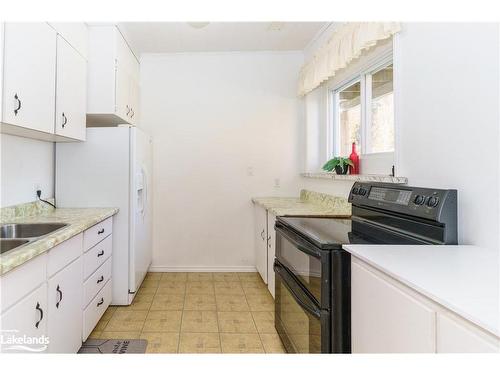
[137,166,148,218]
[142,166,148,219]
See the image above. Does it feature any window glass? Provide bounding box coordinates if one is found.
[369,64,394,153]
[337,81,361,155]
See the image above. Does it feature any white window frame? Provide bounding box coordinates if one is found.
[327,53,395,163]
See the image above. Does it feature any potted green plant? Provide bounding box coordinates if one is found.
[322,157,354,175]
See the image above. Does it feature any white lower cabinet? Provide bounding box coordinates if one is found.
[351,256,500,353]
[351,260,436,353]
[83,280,112,341]
[254,204,268,284]
[0,283,48,353]
[47,258,83,353]
[437,313,499,353]
[267,213,277,298]
[0,216,114,353]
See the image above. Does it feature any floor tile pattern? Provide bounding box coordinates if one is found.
[90,272,286,353]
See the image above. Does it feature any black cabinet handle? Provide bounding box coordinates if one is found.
[97,298,104,307]
[14,93,21,115]
[98,229,105,234]
[97,275,104,284]
[260,229,265,240]
[62,112,67,128]
[130,108,134,118]
[56,285,63,308]
[97,250,104,257]
[126,105,130,115]
[35,302,43,328]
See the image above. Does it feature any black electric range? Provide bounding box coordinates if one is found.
[274,182,457,354]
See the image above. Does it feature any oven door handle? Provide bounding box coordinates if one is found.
[275,223,323,259]
[274,261,321,319]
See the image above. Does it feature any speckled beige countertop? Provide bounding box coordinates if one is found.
[252,189,351,217]
[0,205,118,276]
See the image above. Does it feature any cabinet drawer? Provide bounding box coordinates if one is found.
[1,253,47,313]
[83,217,112,251]
[83,279,111,341]
[47,233,83,277]
[83,235,112,280]
[83,257,112,308]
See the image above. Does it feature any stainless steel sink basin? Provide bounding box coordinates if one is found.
[0,223,69,239]
[0,239,31,254]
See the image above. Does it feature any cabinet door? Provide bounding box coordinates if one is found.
[115,31,132,122]
[55,36,87,141]
[0,283,48,353]
[351,259,436,353]
[2,23,56,133]
[47,257,83,353]
[254,205,268,284]
[437,313,499,353]
[128,75,139,125]
[267,213,277,298]
[48,22,88,59]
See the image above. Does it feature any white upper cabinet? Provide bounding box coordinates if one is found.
[2,23,57,134]
[87,25,140,126]
[1,22,88,142]
[55,36,87,141]
[48,22,88,59]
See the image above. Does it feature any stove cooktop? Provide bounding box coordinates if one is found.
[276,216,430,250]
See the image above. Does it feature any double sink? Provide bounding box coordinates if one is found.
[0,223,69,254]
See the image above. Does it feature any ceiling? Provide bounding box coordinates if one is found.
[118,22,329,55]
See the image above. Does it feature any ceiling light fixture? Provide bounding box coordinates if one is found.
[187,22,210,29]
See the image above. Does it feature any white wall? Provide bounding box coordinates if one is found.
[395,23,499,250]
[0,134,54,207]
[300,22,500,250]
[140,52,304,271]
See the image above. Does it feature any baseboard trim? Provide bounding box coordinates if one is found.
[148,265,257,273]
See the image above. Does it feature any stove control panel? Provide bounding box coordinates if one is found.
[349,182,457,223]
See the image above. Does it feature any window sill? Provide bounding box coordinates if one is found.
[301,172,408,184]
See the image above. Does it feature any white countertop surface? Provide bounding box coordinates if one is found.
[343,244,500,337]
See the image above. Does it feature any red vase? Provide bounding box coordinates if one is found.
[349,142,360,174]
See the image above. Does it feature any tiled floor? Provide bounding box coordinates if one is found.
[89,272,286,354]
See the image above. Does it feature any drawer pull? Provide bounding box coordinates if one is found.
[56,285,63,308]
[98,228,105,235]
[97,298,104,307]
[97,250,105,257]
[97,275,104,284]
[35,302,43,328]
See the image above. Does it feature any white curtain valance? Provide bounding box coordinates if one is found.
[298,22,401,96]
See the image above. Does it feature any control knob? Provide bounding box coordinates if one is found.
[427,196,439,208]
[414,195,425,205]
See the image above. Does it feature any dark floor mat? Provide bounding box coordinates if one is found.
[78,339,148,354]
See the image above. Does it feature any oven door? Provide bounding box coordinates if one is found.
[274,260,331,353]
[275,224,331,309]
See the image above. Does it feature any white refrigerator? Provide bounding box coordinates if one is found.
[56,125,153,305]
